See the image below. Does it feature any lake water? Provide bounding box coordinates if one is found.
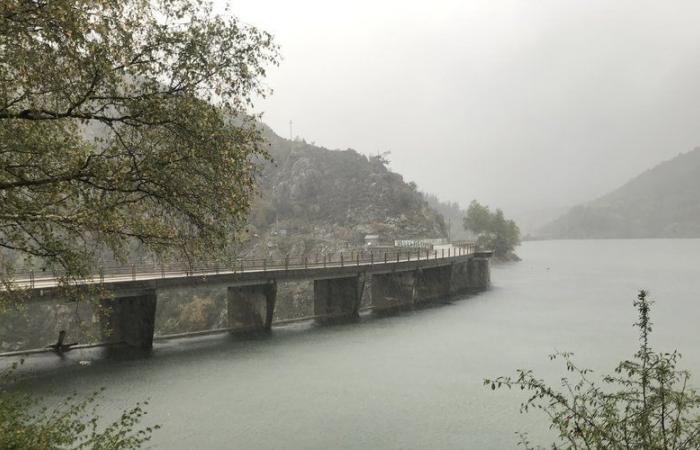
[6,239,700,449]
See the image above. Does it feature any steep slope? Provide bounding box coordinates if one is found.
[538,148,700,238]
[238,125,447,257]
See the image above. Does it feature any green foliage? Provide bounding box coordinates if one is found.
[485,291,700,449]
[1,362,158,449]
[1,1,280,446]
[463,200,520,257]
[463,200,494,235]
[0,0,279,278]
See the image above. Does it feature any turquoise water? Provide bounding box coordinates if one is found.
[7,239,700,449]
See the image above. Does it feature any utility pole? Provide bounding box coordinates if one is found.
[289,120,293,140]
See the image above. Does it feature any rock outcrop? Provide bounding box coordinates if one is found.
[239,125,447,258]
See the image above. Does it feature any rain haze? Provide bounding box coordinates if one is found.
[4,1,700,449]
[226,0,700,224]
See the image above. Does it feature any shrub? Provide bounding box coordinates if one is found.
[485,290,700,449]
[1,362,158,449]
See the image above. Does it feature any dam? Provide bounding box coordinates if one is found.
[10,247,492,351]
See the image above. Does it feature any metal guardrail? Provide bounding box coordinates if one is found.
[6,243,477,289]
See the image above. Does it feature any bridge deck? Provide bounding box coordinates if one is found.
[2,247,493,352]
[18,247,494,299]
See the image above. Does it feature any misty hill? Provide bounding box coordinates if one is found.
[538,148,700,239]
[240,126,447,257]
[422,194,473,241]
[512,206,569,236]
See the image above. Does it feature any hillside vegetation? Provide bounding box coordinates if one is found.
[238,126,447,258]
[539,148,700,238]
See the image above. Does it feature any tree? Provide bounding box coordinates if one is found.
[1,0,279,446]
[0,0,279,280]
[463,200,493,235]
[485,291,700,449]
[463,200,520,258]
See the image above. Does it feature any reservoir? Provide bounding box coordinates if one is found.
[7,239,700,449]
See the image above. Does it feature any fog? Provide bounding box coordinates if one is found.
[222,0,700,224]
[6,3,700,446]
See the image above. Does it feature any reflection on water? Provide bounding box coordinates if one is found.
[5,239,700,449]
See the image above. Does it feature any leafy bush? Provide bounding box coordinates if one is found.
[485,290,700,449]
[1,362,158,449]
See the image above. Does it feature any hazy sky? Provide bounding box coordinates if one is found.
[221,0,700,219]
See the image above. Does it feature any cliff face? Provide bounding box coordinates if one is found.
[239,126,447,258]
[538,148,700,239]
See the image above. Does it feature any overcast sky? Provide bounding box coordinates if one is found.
[221,0,700,220]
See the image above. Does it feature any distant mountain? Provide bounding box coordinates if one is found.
[538,148,700,239]
[508,206,569,237]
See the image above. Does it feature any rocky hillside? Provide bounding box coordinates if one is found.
[238,125,447,258]
[538,148,700,239]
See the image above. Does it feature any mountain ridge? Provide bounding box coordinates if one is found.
[537,147,700,239]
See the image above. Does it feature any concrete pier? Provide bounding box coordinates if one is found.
[449,260,471,294]
[467,255,491,291]
[314,275,365,321]
[100,291,157,349]
[227,282,277,332]
[414,266,452,303]
[371,271,417,311]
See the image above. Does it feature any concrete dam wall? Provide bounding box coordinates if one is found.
[1,253,491,352]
